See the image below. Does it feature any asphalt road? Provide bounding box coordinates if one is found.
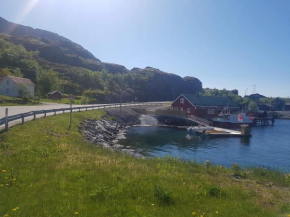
[0,103,98,119]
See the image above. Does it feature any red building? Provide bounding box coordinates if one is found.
[171,94,240,119]
[47,90,63,99]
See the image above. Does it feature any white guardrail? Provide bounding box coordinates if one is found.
[0,102,169,131]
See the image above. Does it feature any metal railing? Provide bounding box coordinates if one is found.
[186,115,213,126]
[0,102,166,131]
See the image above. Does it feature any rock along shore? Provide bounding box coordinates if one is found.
[81,108,143,157]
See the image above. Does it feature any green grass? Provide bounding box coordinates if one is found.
[0,95,39,106]
[0,110,290,217]
[40,96,82,105]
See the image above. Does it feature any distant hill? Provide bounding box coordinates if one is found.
[0,16,202,102]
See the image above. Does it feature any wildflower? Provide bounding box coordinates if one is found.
[183,182,186,185]
[151,203,155,206]
[12,207,19,211]
[216,211,219,214]
[5,184,9,186]
[74,212,78,215]
[192,212,196,215]
[4,214,8,217]
[13,178,16,181]
[2,170,6,173]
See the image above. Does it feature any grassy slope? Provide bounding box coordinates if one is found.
[0,110,290,217]
[0,95,39,106]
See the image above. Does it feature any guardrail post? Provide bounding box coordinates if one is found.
[63,109,65,114]
[79,108,81,112]
[21,114,24,124]
[5,108,8,132]
[86,107,87,111]
[44,111,46,118]
[34,112,36,120]
[54,110,56,115]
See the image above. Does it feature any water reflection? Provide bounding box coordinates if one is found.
[119,119,290,172]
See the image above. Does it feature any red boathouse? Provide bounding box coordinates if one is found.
[171,94,240,119]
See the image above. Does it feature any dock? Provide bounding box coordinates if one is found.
[185,115,251,138]
[189,126,250,138]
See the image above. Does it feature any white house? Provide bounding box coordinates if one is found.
[0,75,35,97]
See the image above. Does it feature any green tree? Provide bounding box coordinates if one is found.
[248,101,258,112]
[37,70,61,97]
[18,84,32,98]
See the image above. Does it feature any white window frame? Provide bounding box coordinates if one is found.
[180,98,185,104]
[208,109,215,114]
[180,108,183,111]
[187,108,191,113]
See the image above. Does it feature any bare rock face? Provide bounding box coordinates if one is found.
[129,67,203,102]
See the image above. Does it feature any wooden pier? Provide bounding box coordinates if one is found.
[252,118,275,126]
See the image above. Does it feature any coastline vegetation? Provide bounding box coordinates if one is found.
[0,110,290,217]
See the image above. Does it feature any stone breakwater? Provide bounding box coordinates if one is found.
[81,108,143,157]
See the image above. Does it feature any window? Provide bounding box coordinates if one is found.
[7,80,9,85]
[174,107,178,111]
[208,109,215,114]
[6,88,9,94]
[187,108,191,113]
[180,108,183,111]
[180,98,184,104]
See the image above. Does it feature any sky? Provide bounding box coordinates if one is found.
[0,0,290,98]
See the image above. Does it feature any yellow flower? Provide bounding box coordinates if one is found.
[287,214,290,217]
[2,170,6,173]
[74,212,78,215]
[12,207,20,211]
[215,211,219,214]
[183,182,186,185]
[192,212,196,215]
[151,203,155,206]
[13,178,16,181]
[5,184,9,186]
[4,214,8,217]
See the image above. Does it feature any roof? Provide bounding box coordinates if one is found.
[7,75,35,86]
[181,94,239,107]
[47,90,63,95]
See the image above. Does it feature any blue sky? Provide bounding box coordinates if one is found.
[1,0,290,97]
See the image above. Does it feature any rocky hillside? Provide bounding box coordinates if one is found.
[0,16,126,73]
[0,16,202,102]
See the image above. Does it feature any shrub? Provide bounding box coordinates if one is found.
[208,186,222,197]
[89,186,109,201]
[232,163,242,177]
[154,185,173,205]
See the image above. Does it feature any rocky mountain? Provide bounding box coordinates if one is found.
[0,16,202,101]
[0,16,126,73]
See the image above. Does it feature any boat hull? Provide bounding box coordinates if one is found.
[212,121,253,129]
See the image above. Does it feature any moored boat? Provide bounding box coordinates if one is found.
[211,113,253,128]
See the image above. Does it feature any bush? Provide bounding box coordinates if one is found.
[89,186,109,201]
[154,185,173,205]
[208,186,222,197]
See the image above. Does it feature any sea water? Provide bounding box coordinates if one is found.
[119,119,290,172]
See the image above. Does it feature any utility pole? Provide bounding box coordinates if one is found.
[120,75,123,116]
[172,84,175,100]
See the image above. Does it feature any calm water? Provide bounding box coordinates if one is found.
[119,119,290,172]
